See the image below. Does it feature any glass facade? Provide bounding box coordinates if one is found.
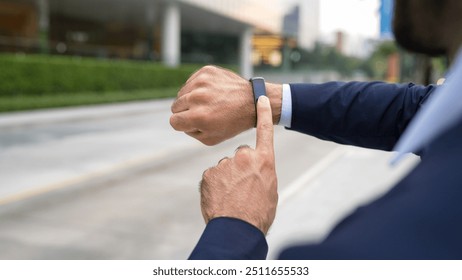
[0,0,283,70]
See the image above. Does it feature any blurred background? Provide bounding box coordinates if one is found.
[0,0,439,259]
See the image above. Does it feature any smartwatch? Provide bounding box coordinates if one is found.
[249,77,267,105]
[249,77,267,126]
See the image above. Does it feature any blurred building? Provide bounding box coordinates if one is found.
[249,0,320,69]
[282,5,299,39]
[0,0,283,77]
[379,0,394,39]
[298,0,319,50]
[252,35,284,67]
[331,31,378,59]
[281,1,320,50]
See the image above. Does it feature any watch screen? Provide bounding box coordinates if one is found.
[252,78,266,101]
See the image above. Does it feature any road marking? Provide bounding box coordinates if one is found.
[277,146,348,206]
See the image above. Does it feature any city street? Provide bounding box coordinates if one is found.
[0,99,419,259]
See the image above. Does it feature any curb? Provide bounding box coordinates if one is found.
[0,99,173,129]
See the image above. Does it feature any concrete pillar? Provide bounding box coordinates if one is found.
[37,0,49,53]
[239,27,253,78]
[162,2,180,67]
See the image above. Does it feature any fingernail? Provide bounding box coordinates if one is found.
[258,96,269,104]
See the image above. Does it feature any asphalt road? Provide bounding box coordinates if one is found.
[0,100,419,259]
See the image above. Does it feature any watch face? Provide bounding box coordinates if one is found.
[252,78,266,100]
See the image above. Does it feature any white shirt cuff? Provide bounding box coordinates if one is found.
[279,84,292,128]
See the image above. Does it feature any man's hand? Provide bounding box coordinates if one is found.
[170,65,282,146]
[199,96,278,235]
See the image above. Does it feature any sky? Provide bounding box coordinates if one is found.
[320,0,380,38]
[280,0,381,39]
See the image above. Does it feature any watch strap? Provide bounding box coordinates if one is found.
[249,77,267,127]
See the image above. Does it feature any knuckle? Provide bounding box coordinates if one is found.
[170,100,177,112]
[194,76,209,88]
[235,145,251,155]
[202,168,213,180]
[218,157,229,165]
[202,137,219,146]
[189,90,208,104]
[235,150,252,164]
[196,65,220,81]
[170,100,180,113]
[172,95,190,112]
[202,65,218,73]
[169,115,180,130]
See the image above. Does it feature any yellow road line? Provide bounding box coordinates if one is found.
[0,149,177,206]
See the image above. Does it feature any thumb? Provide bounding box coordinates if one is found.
[256,96,274,156]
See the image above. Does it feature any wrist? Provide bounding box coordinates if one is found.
[266,83,282,125]
[240,80,257,130]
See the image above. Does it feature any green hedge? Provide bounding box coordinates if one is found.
[0,54,198,96]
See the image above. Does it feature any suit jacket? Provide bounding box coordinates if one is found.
[189,81,462,259]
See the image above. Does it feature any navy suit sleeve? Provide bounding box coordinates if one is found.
[189,217,268,260]
[288,81,436,150]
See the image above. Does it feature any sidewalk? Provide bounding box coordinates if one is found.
[267,146,419,259]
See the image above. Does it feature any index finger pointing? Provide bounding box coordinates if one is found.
[256,96,274,156]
